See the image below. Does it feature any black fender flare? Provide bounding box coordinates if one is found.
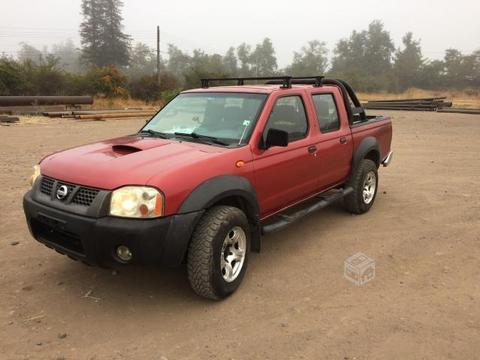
[349,137,380,181]
[178,175,262,252]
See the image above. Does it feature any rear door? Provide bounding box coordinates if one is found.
[251,91,320,217]
[309,89,353,190]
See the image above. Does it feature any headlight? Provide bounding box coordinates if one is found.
[29,165,41,186]
[110,186,164,218]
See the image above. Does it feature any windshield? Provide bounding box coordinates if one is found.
[142,92,267,146]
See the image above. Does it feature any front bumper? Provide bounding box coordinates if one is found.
[382,151,393,167]
[23,191,203,267]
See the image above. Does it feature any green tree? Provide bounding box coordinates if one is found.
[444,49,464,84]
[237,43,252,76]
[223,47,238,76]
[364,21,395,75]
[331,20,395,91]
[393,32,424,91]
[80,0,130,67]
[17,43,44,64]
[330,31,367,75]
[418,59,445,89]
[80,0,103,65]
[471,50,480,88]
[183,50,229,88]
[442,48,480,88]
[126,42,159,79]
[250,38,277,76]
[286,40,328,76]
[51,39,82,73]
[166,44,191,83]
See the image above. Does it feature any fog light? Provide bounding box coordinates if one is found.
[116,245,133,262]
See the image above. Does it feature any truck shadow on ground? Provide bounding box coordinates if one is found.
[39,200,351,306]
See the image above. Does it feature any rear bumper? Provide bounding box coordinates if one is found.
[382,151,393,167]
[23,191,203,267]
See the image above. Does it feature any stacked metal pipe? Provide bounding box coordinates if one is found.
[363,97,452,111]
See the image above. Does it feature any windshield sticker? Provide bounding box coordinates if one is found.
[169,126,196,134]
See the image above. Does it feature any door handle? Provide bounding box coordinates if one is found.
[339,137,347,144]
[308,145,317,154]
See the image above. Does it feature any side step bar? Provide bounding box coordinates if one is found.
[261,187,353,235]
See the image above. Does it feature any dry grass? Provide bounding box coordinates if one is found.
[358,88,480,108]
[91,97,163,110]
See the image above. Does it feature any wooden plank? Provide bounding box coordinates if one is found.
[75,112,155,120]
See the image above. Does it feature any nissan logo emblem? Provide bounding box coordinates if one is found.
[56,185,69,200]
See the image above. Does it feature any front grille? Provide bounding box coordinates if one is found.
[40,177,55,195]
[72,188,100,206]
[39,176,100,207]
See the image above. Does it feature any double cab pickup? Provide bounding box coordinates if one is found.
[24,76,393,300]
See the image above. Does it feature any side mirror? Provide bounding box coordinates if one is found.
[264,128,289,149]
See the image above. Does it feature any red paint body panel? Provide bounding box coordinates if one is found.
[40,84,392,219]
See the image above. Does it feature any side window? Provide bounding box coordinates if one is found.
[312,94,340,133]
[264,96,308,142]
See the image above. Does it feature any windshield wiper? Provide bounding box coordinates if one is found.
[174,132,230,146]
[138,129,170,139]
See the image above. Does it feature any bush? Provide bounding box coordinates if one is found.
[63,73,95,95]
[0,57,27,95]
[86,65,128,98]
[161,89,182,103]
[128,75,161,102]
[1,55,72,96]
[128,73,179,102]
[27,56,67,95]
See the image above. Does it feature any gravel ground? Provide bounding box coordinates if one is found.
[0,111,479,360]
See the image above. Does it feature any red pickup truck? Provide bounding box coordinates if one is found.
[23,76,392,300]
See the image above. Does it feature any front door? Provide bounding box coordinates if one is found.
[252,94,319,217]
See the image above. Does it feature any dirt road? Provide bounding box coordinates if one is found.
[1,111,479,359]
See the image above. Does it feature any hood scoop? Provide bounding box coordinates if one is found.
[111,144,143,155]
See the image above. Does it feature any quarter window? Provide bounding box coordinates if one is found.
[312,94,340,133]
[264,96,308,142]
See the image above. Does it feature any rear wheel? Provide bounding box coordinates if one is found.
[344,159,378,214]
[187,206,250,300]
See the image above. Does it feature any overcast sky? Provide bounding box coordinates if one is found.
[1,0,479,67]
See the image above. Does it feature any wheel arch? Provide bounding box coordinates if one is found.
[178,176,262,253]
[351,136,380,172]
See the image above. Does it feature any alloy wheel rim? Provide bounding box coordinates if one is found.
[220,226,246,283]
[362,171,377,204]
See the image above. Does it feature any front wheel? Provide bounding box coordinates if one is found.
[344,159,379,214]
[187,206,250,300]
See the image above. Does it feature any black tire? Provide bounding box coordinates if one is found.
[187,206,250,300]
[344,159,378,214]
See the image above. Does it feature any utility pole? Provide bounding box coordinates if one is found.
[156,26,161,86]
